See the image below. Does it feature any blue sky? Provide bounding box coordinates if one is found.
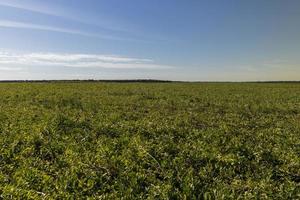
[0,0,299,81]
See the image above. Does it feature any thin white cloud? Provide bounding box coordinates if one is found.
[0,1,60,17]
[0,1,134,33]
[0,51,172,69]
[239,60,299,72]
[0,66,22,71]
[0,20,136,41]
[0,2,166,43]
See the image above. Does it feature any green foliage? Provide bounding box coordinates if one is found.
[0,82,299,199]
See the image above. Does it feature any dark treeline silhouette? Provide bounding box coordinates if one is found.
[0,79,175,83]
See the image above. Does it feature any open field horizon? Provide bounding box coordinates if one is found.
[0,82,299,199]
[1,79,300,83]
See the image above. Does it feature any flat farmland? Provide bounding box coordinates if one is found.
[0,82,299,199]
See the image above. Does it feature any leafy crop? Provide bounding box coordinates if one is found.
[0,82,299,199]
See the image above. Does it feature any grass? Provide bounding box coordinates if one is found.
[0,82,299,199]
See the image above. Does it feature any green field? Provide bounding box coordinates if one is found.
[0,82,299,199]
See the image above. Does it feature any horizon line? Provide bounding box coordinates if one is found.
[0,79,299,83]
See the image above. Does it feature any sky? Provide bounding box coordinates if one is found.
[0,0,299,81]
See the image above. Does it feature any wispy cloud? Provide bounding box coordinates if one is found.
[0,20,140,41]
[0,1,135,33]
[0,1,60,17]
[239,59,300,72]
[0,2,169,43]
[0,51,172,69]
[0,66,22,71]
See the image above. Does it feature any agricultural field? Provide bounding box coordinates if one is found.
[0,82,299,199]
